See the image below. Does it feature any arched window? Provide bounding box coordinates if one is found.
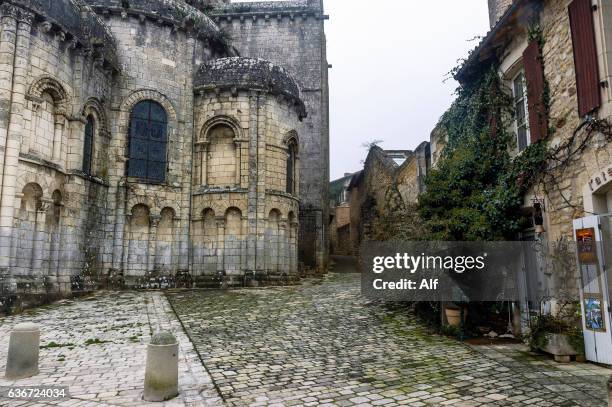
[127,100,168,182]
[286,141,297,194]
[82,115,94,174]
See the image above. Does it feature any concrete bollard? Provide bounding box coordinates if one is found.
[143,331,179,402]
[5,322,40,379]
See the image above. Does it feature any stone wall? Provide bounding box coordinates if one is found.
[212,0,329,271]
[329,203,350,255]
[0,1,116,306]
[192,89,301,286]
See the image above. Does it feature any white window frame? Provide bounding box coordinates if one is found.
[512,70,530,151]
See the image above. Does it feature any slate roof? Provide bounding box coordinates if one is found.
[195,57,306,118]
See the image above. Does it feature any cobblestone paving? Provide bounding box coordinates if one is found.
[167,272,612,407]
[0,291,221,407]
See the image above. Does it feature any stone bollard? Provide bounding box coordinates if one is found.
[143,331,179,402]
[608,374,612,407]
[5,322,40,379]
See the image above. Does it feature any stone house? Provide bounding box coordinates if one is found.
[329,173,353,255]
[0,0,329,307]
[458,0,612,244]
[344,144,430,257]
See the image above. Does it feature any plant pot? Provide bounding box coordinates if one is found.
[539,333,579,363]
[445,307,466,328]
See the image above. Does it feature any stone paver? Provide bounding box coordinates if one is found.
[0,291,221,407]
[167,272,612,407]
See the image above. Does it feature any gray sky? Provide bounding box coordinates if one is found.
[232,0,491,180]
[325,0,490,180]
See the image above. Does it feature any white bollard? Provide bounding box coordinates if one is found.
[143,331,179,402]
[5,322,40,379]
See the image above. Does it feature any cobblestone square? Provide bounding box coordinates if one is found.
[168,272,612,407]
[0,271,611,406]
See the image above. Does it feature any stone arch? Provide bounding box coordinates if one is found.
[21,183,43,213]
[192,207,218,276]
[202,208,216,237]
[224,207,244,273]
[126,195,157,217]
[127,203,151,276]
[16,172,50,200]
[119,90,177,184]
[266,208,282,273]
[225,207,243,236]
[13,183,44,274]
[200,115,242,142]
[283,130,300,154]
[82,97,109,136]
[28,75,70,114]
[120,89,177,122]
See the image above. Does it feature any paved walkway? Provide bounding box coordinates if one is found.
[167,272,612,407]
[0,291,221,407]
[0,269,611,406]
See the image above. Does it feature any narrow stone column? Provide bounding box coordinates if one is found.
[279,221,287,275]
[216,218,225,275]
[234,140,241,186]
[148,216,160,273]
[112,182,128,271]
[0,7,33,273]
[24,98,40,155]
[143,332,178,402]
[199,142,209,186]
[5,323,39,379]
[30,205,47,275]
[246,92,260,272]
[290,220,299,273]
[122,213,132,274]
[52,114,65,163]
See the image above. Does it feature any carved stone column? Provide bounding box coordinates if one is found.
[279,220,287,274]
[290,220,299,273]
[0,7,33,272]
[148,215,160,272]
[216,217,225,274]
[24,98,40,154]
[234,140,241,186]
[122,213,132,274]
[31,203,48,276]
[52,113,65,163]
[198,142,209,186]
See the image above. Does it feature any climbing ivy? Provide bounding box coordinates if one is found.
[418,65,548,241]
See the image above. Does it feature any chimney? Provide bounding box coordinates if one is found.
[488,0,513,28]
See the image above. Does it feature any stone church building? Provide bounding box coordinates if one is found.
[0,0,329,301]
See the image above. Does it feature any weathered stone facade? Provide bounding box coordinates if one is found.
[464,0,612,242]
[0,0,328,307]
[211,0,330,271]
[343,145,430,258]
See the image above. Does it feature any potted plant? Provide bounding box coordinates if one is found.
[445,304,467,327]
[527,304,584,363]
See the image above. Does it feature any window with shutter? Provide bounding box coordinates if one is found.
[523,40,548,143]
[569,0,601,117]
[512,71,530,151]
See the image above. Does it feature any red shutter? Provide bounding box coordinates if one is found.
[523,41,548,143]
[569,0,601,117]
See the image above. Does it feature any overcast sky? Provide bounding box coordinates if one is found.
[325,0,490,179]
[233,0,491,180]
